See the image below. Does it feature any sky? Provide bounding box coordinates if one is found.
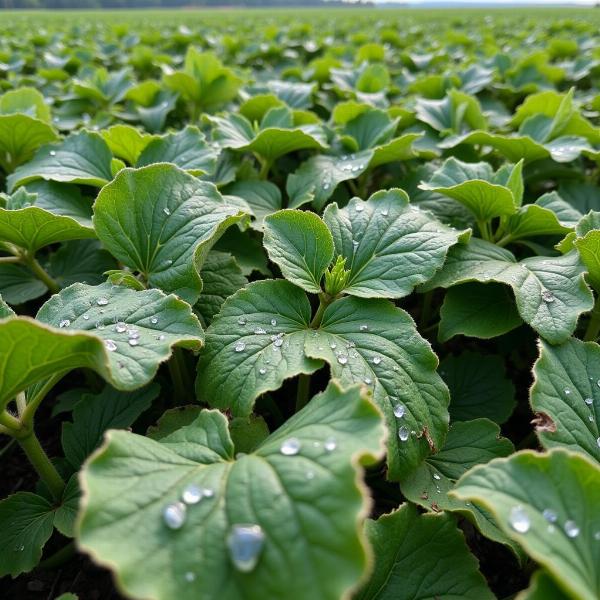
[402,0,595,3]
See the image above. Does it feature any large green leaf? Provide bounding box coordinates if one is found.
[355,503,494,600]
[419,158,521,222]
[263,209,334,293]
[452,449,600,600]
[101,124,157,166]
[78,381,385,600]
[323,189,465,298]
[439,282,523,341]
[0,115,58,173]
[223,180,282,231]
[93,164,245,304]
[7,130,114,192]
[196,280,323,415]
[400,419,518,551]
[531,337,600,462]
[422,238,593,344]
[517,571,571,600]
[0,294,14,318]
[35,282,203,391]
[136,126,218,176]
[0,263,48,304]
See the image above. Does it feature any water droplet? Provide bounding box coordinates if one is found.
[235,341,246,352]
[330,342,337,349]
[359,324,368,331]
[589,415,594,422]
[270,318,277,326]
[355,204,364,212]
[542,508,558,523]
[182,484,203,505]
[273,336,284,348]
[596,436,600,448]
[393,403,405,418]
[254,327,266,335]
[151,317,158,325]
[49,150,56,156]
[202,488,214,498]
[306,470,315,480]
[238,316,247,326]
[163,502,186,529]
[594,531,600,541]
[105,339,117,352]
[363,377,372,385]
[433,472,441,480]
[509,505,530,533]
[95,321,105,330]
[324,437,337,451]
[323,182,330,190]
[227,524,265,573]
[128,329,140,340]
[398,426,410,442]
[259,367,267,375]
[597,379,600,388]
[165,259,173,267]
[59,319,70,328]
[542,290,555,303]
[564,520,580,538]
[115,321,128,333]
[372,356,382,365]
[337,354,348,365]
[97,297,109,306]
[564,388,571,395]
[381,209,389,217]
[585,397,593,405]
[128,338,139,347]
[163,207,171,216]
[158,334,166,341]
[83,314,89,320]
[185,572,196,582]
[280,437,301,456]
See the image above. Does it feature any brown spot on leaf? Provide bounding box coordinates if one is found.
[532,412,556,433]
[420,491,429,500]
[431,502,441,513]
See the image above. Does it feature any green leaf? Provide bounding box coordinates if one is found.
[355,503,494,600]
[400,419,518,552]
[517,571,571,600]
[574,229,600,293]
[101,124,157,166]
[263,209,334,293]
[0,294,14,318]
[419,158,519,222]
[196,251,248,326]
[422,238,593,344]
[0,492,56,577]
[228,415,270,454]
[0,87,51,123]
[136,126,218,176]
[439,282,523,341]
[452,449,600,600]
[196,280,322,416]
[0,263,48,304]
[531,337,600,462]
[78,381,385,600]
[441,351,516,424]
[323,189,465,298]
[62,383,159,469]
[0,114,58,173]
[304,295,449,480]
[93,164,245,304]
[7,130,114,192]
[223,180,282,231]
[0,205,95,253]
[35,282,204,393]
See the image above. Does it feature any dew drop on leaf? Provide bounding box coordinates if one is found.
[541,290,555,303]
[359,324,368,331]
[59,319,70,328]
[584,398,593,405]
[151,317,158,324]
[128,339,139,347]
[564,520,580,538]
[185,572,196,582]
[202,488,214,498]
[96,297,109,306]
[182,484,203,505]
[163,207,171,216]
[398,426,409,442]
[542,508,557,523]
[393,403,405,418]
[324,436,337,452]
[508,505,530,533]
[115,321,127,333]
[234,341,246,352]
[163,502,186,529]
[226,524,265,573]
[104,339,117,352]
[280,437,301,456]
[372,356,382,365]
[433,473,441,481]
[237,316,247,326]
[337,354,348,365]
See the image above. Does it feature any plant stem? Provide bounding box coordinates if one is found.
[169,348,192,402]
[18,432,65,500]
[23,253,60,294]
[258,156,272,179]
[21,373,64,427]
[495,234,514,248]
[310,293,332,329]
[584,297,600,342]
[0,409,21,432]
[0,255,20,263]
[295,373,311,412]
[16,392,26,418]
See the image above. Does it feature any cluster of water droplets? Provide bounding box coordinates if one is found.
[162,484,215,530]
[338,154,365,174]
[509,505,593,539]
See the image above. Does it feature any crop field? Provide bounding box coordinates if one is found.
[2,6,600,600]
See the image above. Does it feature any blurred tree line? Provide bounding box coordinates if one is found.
[1,0,335,7]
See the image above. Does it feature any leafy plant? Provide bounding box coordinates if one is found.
[2,7,600,600]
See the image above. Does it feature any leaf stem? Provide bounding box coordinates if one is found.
[0,255,20,263]
[23,252,60,294]
[16,392,26,418]
[295,373,311,412]
[21,374,64,427]
[257,156,272,180]
[584,297,600,342]
[0,409,21,432]
[310,293,333,329]
[495,234,514,248]
[18,432,65,500]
